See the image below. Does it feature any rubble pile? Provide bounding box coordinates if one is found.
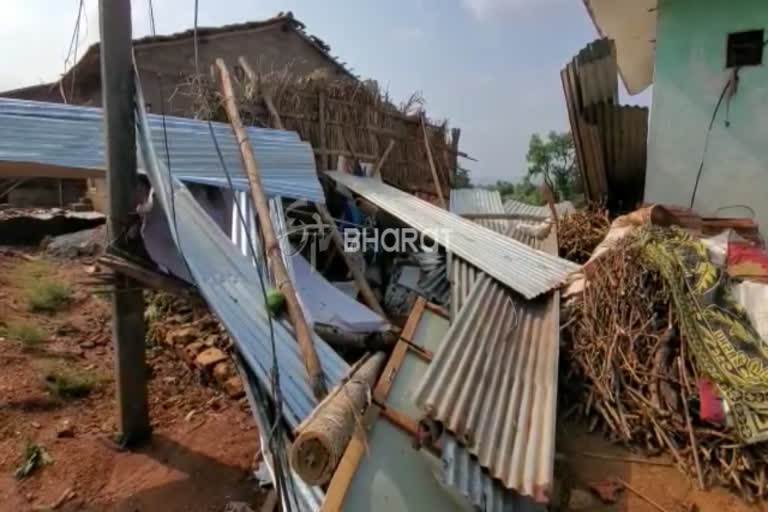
[145,291,244,399]
[562,224,768,502]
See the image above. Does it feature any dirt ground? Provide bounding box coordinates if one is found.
[0,249,264,512]
[558,421,768,512]
[2,247,767,512]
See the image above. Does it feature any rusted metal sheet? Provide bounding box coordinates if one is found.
[441,436,546,512]
[415,227,560,501]
[561,38,648,209]
[586,103,648,209]
[326,171,578,299]
[414,275,559,501]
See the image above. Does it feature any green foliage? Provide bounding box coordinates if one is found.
[525,131,581,201]
[44,369,98,398]
[13,443,52,479]
[26,282,72,313]
[4,321,45,347]
[454,167,473,188]
[485,180,516,198]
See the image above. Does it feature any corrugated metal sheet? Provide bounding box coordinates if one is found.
[450,188,508,234]
[441,436,546,512]
[326,171,579,299]
[135,93,348,429]
[450,257,484,321]
[503,200,575,221]
[238,361,325,512]
[0,97,325,203]
[414,274,560,501]
[560,38,648,209]
[416,226,559,502]
[586,103,648,208]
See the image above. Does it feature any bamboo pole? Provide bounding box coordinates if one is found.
[372,139,395,178]
[238,56,284,130]
[290,351,387,485]
[420,114,446,208]
[215,58,327,400]
[315,203,388,319]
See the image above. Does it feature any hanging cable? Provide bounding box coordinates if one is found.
[62,0,86,103]
[688,70,737,209]
[190,1,294,508]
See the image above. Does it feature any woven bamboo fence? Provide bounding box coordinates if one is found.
[174,67,460,199]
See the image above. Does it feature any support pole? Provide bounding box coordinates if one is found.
[315,203,388,319]
[215,59,327,400]
[99,0,150,445]
[421,115,446,208]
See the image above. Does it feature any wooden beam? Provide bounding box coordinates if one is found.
[215,59,327,400]
[315,203,388,319]
[98,253,193,295]
[99,0,150,446]
[372,139,395,178]
[420,115,446,208]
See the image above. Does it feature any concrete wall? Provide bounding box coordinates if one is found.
[645,0,768,226]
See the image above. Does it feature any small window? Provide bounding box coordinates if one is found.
[726,30,764,68]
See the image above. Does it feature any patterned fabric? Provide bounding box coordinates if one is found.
[640,227,768,444]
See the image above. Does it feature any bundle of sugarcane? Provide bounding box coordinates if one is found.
[562,235,768,503]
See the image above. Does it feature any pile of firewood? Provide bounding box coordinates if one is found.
[561,235,768,503]
[558,207,611,264]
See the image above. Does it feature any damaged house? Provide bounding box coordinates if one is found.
[584,0,768,231]
[0,12,352,211]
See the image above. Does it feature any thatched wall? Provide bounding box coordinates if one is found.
[174,70,459,197]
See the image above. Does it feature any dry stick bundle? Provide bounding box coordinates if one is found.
[558,207,611,264]
[290,351,387,485]
[562,235,768,502]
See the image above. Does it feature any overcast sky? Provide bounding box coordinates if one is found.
[0,0,650,185]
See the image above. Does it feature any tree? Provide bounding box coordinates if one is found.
[485,180,516,197]
[525,131,581,201]
[454,167,472,188]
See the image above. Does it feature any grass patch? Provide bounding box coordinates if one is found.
[26,282,72,312]
[44,369,98,399]
[3,321,45,347]
[13,442,52,479]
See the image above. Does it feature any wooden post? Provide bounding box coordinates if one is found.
[450,127,461,188]
[319,91,329,170]
[372,139,395,178]
[420,115,446,208]
[238,57,284,130]
[315,204,388,319]
[215,59,327,400]
[99,0,150,445]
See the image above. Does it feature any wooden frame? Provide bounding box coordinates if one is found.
[323,297,441,511]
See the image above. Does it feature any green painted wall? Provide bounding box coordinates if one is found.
[645,0,768,226]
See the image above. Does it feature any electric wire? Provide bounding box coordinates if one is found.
[189,1,295,508]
